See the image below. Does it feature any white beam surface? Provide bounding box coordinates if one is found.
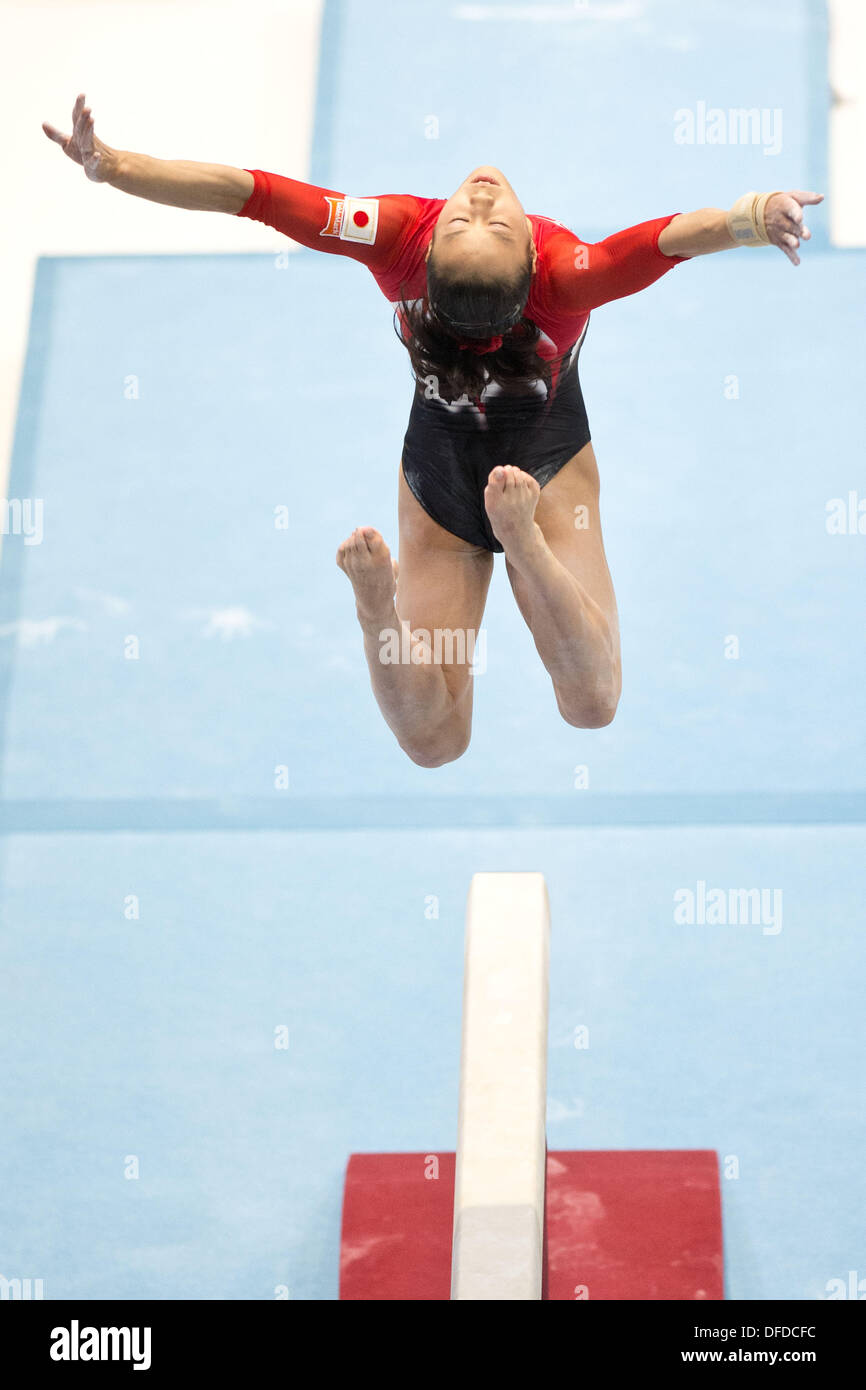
[451,872,550,1301]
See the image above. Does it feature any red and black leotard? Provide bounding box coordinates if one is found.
[237,170,688,551]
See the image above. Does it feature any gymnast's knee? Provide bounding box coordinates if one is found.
[399,720,471,768]
[556,689,620,730]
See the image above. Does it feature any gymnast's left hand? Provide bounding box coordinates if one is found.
[764,191,824,266]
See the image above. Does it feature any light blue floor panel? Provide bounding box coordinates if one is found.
[316,0,826,243]
[0,825,862,1300]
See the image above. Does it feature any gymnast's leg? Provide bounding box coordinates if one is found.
[336,465,494,766]
[486,446,622,728]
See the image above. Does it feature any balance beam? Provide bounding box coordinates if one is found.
[338,871,724,1301]
[451,872,550,1301]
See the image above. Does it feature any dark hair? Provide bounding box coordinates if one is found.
[394,240,557,403]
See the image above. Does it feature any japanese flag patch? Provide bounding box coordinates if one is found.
[320,196,379,245]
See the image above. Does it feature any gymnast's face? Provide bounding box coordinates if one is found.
[428,167,537,278]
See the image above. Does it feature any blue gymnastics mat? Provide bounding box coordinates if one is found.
[313,0,827,242]
[0,823,862,1299]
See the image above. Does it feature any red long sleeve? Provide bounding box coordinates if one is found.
[542,214,688,314]
[236,168,415,275]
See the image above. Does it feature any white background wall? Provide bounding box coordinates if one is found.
[0,0,323,502]
[829,0,866,246]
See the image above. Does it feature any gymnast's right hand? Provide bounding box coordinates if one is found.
[42,93,116,182]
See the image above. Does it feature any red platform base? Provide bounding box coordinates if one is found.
[340,1150,723,1300]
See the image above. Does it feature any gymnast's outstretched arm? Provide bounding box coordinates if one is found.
[545,187,825,320]
[43,93,413,274]
[658,191,824,266]
[42,94,253,212]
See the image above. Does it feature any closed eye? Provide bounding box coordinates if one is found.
[447,217,512,230]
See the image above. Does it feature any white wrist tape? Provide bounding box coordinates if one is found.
[726,191,782,246]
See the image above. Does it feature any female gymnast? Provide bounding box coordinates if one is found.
[44,96,822,766]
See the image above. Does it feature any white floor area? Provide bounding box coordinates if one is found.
[0,0,323,507]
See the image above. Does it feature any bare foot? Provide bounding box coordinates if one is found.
[483,465,542,562]
[336,527,398,627]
